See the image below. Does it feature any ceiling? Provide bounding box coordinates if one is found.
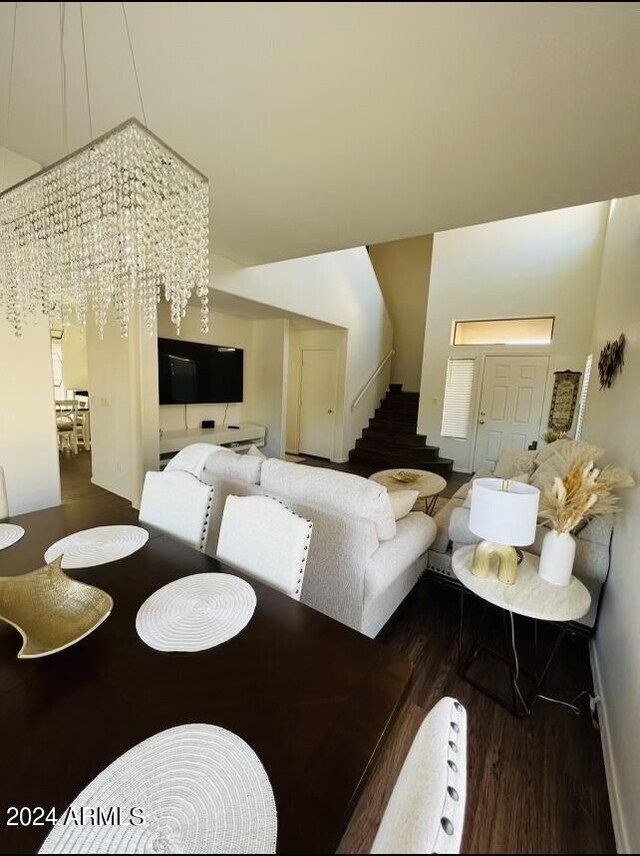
[1,2,639,264]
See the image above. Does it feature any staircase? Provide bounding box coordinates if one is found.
[349,384,454,477]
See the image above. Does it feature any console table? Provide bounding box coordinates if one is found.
[159,423,266,466]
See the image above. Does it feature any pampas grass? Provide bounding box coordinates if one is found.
[538,445,634,533]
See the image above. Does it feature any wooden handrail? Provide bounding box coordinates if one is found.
[351,349,395,410]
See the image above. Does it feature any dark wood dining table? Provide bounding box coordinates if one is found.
[0,500,411,854]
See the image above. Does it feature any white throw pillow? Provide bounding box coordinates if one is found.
[493,448,536,479]
[246,444,267,460]
[388,490,420,520]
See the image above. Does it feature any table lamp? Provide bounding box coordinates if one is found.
[469,478,540,585]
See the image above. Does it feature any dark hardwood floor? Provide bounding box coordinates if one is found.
[58,451,614,853]
[338,580,615,854]
[58,451,131,510]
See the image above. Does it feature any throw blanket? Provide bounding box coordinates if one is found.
[165,443,223,478]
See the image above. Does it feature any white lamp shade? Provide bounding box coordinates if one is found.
[469,478,540,546]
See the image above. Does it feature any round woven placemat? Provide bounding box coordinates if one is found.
[0,523,25,550]
[136,573,256,652]
[39,723,277,854]
[44,526,149,569]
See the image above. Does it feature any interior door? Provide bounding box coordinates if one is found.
[298,349,337,459]
[472,355,549,472]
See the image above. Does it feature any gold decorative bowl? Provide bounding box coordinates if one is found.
[391,470,421,484]
[0,556,113,658]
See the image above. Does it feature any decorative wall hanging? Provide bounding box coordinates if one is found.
[598,334,626,389]
[547,370,582,432]
[0,4,209,338]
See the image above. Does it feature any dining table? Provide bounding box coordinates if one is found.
[0,499,411,854]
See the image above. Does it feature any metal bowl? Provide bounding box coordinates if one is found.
[0,556,113,658]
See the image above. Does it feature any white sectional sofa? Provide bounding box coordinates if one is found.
[166,445,437,637]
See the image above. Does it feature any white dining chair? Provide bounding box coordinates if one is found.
[216,495,313,600]
[139,471,214,552]
[56,399,79,455]
[371,696,467,855]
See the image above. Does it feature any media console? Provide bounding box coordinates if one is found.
[159,423,267,467]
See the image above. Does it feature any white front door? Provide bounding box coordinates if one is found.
[472,355,549,472]
[298,349,337,459]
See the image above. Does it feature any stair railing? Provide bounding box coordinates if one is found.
[351,349,395,410]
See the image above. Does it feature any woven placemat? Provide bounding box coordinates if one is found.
[44,526,149,569]
[136,573,256,652]
[0,523,24,550]
[39,723,277,854]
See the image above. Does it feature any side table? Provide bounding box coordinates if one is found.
[369,468,447,515]
[452,545,591,717]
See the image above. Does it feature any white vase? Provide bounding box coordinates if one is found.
[538,529,576,587]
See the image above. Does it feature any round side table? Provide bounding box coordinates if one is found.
[452,545,591,716]
[369,469,447,515]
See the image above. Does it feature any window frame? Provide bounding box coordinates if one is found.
[452,316,555,347]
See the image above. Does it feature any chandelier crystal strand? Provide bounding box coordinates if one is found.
[0,119,209,337]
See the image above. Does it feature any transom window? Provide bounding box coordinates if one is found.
[453,317,554,346]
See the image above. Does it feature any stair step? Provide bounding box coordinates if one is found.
[349,447,454,477]
[354,438,440,462]
[386,388,419,401]
[380,398,419,413]
[374,408,417,425]
[368,417,417,435]
[362,426,430,448]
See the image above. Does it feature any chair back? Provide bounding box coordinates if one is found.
[0,467,8,519]
[139,471,214,551]
[216,494,312,599]
[371,697,467,854]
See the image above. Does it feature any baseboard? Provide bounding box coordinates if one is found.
[590,641,628,853]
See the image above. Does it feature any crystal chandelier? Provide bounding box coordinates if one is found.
[0,118,209,338]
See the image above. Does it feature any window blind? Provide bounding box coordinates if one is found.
[574,354,592,440]
[441,358,475,439]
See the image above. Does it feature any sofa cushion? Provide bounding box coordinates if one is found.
[260,459,397,541]
[165,443,224,478]
[202,448,263,485]
[431,497,464,553]
[389,490,420,521]
[493,448,536,479]
[365,513,437,601]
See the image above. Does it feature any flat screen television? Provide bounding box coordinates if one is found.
[158,337,244,405]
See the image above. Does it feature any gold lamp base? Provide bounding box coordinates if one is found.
[471,540,519,586]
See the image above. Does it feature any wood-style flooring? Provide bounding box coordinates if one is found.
[58,452,615,853]
[338,580,615,854]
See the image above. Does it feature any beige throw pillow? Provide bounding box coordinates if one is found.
[388,489,420,520]
[493,448,536,479]
[246,444,267,460]
[531,454,567,491]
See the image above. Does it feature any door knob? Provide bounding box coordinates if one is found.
[328,409,334,414]
[479,419,485,424]
[480,411,486,416]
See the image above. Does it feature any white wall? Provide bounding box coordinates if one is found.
[369,235,433,392]
[286,327,348,459]
[252,319,289,458]
[582,196,640,854]
[418,203,609,471]
[158,303,255,432]
[86,306,158,507]
[212,248,393,461]
[61,319,89,391]
[0,146,60,515]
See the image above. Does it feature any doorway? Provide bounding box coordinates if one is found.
[297,348,338,459]
[472,355,549,472]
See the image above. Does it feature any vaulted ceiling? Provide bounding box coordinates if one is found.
[1,2,639,263]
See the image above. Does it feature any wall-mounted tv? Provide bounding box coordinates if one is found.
[158,337,244,405]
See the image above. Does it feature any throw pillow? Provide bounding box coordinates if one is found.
[246,444,267,460]
[530,454,567,491]
[535,438,570,464]
[388,489,420,520]
[493,448,536,479]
